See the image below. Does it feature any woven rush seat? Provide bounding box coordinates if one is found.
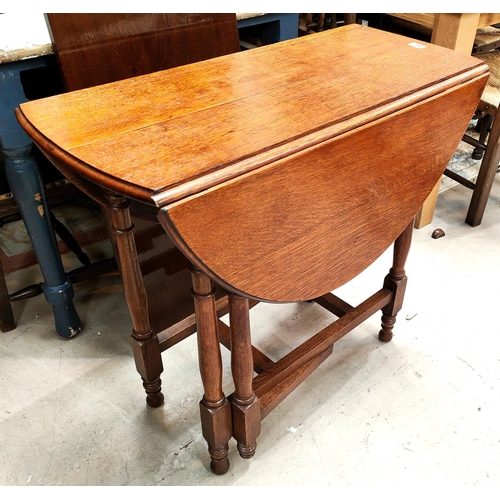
[476,51,500,104]
[473,25,500,54]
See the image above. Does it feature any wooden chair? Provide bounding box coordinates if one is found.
[44,13,241,404]
[376,17,500,226]
[444,50,500,226]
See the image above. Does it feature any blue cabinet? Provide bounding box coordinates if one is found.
[237,14,298,48]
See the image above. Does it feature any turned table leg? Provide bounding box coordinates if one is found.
[190,266,232,475]
[379,220,413,342]
[228,292,261,459]
[105,192,164,407]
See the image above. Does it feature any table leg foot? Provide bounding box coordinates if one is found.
[379,314,396,342]
[43,280,82,338]
[200,398,232,475]
[143,377,165,408]
[129,333,164,407]
[210,451,231,476]
[230,395,260,459]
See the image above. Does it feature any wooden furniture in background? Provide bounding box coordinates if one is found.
[472,25,500,54]
[454,51,500,226]
[390,13,500,227]
[47,13,241,91]
[298,13,357,34]
[390,14,500,53]
[0,13,82,335]
[16,25,488,474]
[236,13,298,47]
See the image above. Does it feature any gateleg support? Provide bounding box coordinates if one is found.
[191,265,232,475]
[199,397,233,475]
[229,395,261,459]
[130,334,164,408]
[379,220,413,342]
[228,292,261,459]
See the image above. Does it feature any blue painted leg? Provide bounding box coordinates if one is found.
[3,145,82,338]
[1,56,81,338]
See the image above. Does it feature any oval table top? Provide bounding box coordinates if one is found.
[16,24,489,301]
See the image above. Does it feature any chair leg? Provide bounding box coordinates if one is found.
[0,257,16,332]
[466,112,500,227]
[190,266,232,475]
[104,192,164,408]
[379,220,413,342]
[228,292,261,459]
[50,211,91,266]
[472,114,492,160]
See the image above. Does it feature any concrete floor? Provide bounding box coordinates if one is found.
[1,177,500,487]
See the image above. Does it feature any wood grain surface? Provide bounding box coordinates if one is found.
[17,25,487,204]
[16,24,489,301]
[160,77,487,302]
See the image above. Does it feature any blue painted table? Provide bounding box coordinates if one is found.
[0,14,81,336]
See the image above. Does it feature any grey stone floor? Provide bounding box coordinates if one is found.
[1,173,500,488]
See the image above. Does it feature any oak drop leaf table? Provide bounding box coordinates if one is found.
[16,25,488,474]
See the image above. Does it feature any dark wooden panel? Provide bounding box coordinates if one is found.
[45,13,240,91]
